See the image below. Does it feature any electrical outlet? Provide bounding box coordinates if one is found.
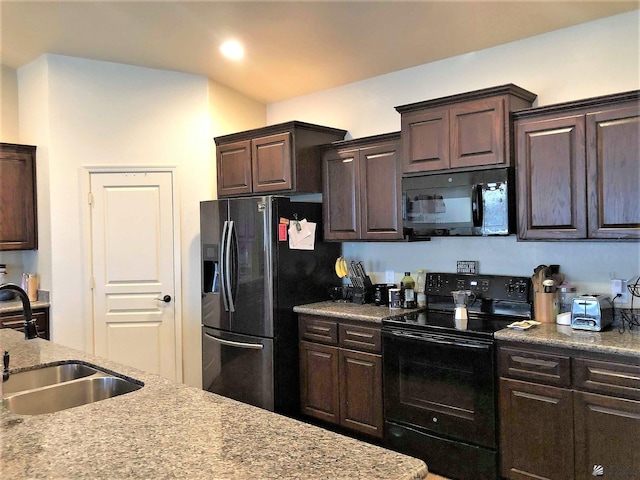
[611,279,628,303]
[385,270,395,284]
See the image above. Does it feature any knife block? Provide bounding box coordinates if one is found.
[534,291,558,323]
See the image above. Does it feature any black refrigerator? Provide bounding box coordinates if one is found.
[201,196,340,416]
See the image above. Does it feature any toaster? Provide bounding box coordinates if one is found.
[571,295,613,331]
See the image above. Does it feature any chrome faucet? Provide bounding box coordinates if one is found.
[0,283,38,339]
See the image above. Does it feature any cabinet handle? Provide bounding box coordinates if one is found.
[512,355,558,370]
[344,330,374,340]
[590,367,640,383]
[2,320,24,327]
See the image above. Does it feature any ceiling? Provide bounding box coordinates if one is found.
[1,1,638,104]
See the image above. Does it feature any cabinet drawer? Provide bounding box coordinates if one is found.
[299,316,338,345]
[339,323,381,353]
[573,357,640,401]
[498,347,571,388]
[0,309,49,340]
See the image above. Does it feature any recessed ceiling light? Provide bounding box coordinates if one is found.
[220,40,244,61]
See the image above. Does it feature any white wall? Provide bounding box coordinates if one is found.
[0,65,27,282]
[17,54,266,387]
[268,11,640,303]
[1,65,19,143]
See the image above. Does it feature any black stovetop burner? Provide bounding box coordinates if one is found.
[382,272,533,338]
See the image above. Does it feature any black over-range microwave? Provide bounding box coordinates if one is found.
[402,167,515,240]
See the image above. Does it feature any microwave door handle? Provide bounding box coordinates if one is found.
[472,184,484,227]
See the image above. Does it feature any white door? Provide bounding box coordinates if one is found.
[90,170,180,381]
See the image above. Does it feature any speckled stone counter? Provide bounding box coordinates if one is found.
[0,290,50,313]
[293,301,422,324]
[495,322,640,358]
[0,329,428,479]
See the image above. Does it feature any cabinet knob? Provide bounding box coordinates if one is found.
[160,295,172,303]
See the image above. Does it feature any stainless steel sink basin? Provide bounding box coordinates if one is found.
[4,376,142,415]
[2,361,143,415]
[3,362,98,395]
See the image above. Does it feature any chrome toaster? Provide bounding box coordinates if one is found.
[571,295,613,331]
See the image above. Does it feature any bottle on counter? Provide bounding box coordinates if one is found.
[401,271,416,308]
[416,269,427,308]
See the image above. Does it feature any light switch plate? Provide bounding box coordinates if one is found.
[385,270,395,284]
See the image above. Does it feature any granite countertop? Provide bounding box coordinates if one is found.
[297,301,640,359]
[495,322,640,358]
[0,291,50,314]
[293,300,422,324]
[0,329,428,479]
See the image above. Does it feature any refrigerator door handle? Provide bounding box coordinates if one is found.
[220,220,230,312]
[203,332,264,350]
[226,220,236,312]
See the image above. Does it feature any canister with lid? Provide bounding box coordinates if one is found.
[558,284,577,314]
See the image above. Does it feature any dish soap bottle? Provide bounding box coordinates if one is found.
[401,271,416,308]
[416,269,427,308]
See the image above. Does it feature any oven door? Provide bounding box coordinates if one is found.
[382,327,496,448]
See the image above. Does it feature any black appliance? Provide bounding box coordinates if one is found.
[382,272,532,480]
[201,196,340,416]
[402,167,515,239]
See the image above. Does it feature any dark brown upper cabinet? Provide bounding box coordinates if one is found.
[0,143,38,250]
[514,91,639,240]
[395,84,537,174]
[214,121,346,197]
[322,133,402,241]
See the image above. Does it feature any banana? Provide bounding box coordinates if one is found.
[340,257,348,278]
[335,257,344,278]
[335,257,348,278]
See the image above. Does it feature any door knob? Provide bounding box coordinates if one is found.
[160,295,171,303]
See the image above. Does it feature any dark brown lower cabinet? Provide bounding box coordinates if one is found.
[300,340,339,424]
[499,378,574,480]
[499,342,640,480]
[574,391,640,479]
[0,307,50,340]
[299,315,383,439]
[339,348,383,437]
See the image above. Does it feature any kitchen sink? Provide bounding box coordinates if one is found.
[3,362,98,395]
[2,361,143,415]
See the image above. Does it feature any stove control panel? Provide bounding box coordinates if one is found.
[426,273,531,302]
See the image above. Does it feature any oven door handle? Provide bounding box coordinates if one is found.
[388,331,491,350]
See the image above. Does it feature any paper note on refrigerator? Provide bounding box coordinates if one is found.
[289,219,316,250]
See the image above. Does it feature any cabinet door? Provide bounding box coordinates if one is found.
[252,132,292,193]
[339,349,383,438]
[586,103,640,239]
[322,148,360,240]
[574,391,640,479]
[450,97,505,168]
[217,140,252,197]
[0,144,37,250]
[299,340,339,424]
[0,308,49,340]
[400,108,449,173]
[359,141,403,240]
[499,378,574,480]
[516,115,587,239]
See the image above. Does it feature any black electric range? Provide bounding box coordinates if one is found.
[383,272,533,337]
[382,272,533,480]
